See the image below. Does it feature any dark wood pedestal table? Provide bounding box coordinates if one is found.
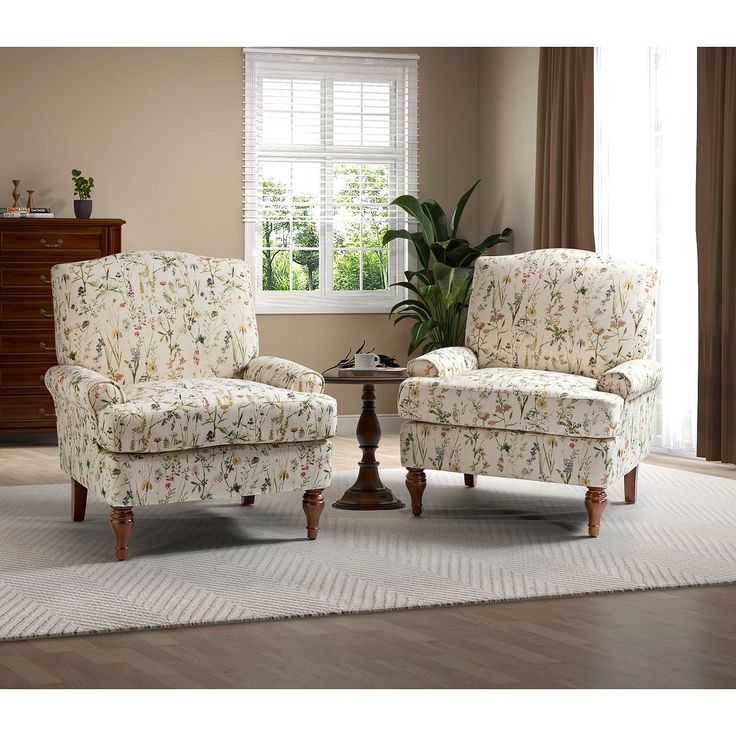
[323,369,407,511]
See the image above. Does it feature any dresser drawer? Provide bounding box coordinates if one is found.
[0,361,55,394]
[0,331,56,358]
[0,226,105,256]
[0,263,55,292]
[0,298,55,327]
[0,394,56,425]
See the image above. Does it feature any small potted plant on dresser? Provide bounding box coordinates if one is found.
[71,169,94,218]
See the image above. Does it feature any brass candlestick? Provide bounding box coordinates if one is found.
[11,179,21,207]
[26,190,35,209]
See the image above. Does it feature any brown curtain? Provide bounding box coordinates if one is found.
[533,48,595,250]
[696,48,736,462]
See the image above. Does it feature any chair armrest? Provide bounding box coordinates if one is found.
[45,365,126,413]
[242,356,325,393]
[407,347,479,378]
[597,359,663,400]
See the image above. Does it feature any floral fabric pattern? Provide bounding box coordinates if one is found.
[407,347,479,378]
[242,356,325,393]
[400,389,657,488]
[52,251,259,385]
[465,250,660,379]
[398,367,624,439]
[47,251,334,509]
[597,359,663,400]
[54,394,332,506]
[45,364,126,413]
[95,378,337,453]
[400,250,662,491]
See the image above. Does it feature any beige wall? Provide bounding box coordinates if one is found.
[478,47,539,254]
[0,47,481,414]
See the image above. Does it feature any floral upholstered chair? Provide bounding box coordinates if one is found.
[45,251,335,560]
[398,249,661,538]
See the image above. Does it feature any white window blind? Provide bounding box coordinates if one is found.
[243,48,419,313]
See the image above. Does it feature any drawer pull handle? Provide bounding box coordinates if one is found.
[39,274,51,284]
[38,407,56,418]
[39,341,55,352]
[39,308,53,318]
[40,238,64,248]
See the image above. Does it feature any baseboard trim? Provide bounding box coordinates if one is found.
[336,414,402,436]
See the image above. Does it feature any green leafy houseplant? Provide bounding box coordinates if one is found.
[386,180,512,355]
[71,169,94,200]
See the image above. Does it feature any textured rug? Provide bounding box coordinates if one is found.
[1,464,735,642]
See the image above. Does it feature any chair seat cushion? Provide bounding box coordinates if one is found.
[398,367,624,439]
[96,378,337,453]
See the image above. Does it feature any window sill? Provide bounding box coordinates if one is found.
[254,292,399,314]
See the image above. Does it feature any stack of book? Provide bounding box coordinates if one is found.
[0,207,54,218]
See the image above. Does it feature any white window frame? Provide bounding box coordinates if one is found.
[243,48,419,314]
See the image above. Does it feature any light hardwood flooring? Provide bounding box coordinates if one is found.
[0,435,735,689]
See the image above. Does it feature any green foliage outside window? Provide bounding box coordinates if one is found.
[261,164,389,292]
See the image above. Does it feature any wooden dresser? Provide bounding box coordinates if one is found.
[0,218,124,435]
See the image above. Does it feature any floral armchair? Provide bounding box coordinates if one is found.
[398,249,661,538]
[45,251,335,560]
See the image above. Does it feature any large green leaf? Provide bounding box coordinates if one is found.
[404,269,433,285]
[390,195,436,243]
[382,229,414,245]
[389,276,431,295]
[449,179,481,238]
[421,200,449,242]
[390,298,432,320]
[409,320,436,353]
[475,227,514,252]
[432,263,473,308]
[384,228,432,270]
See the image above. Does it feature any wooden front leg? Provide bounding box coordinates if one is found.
[72,479,88,522]
[241,495,255,506]
[302,490,325,540]
[585,488,608,538]
[624,466,638,504]
[406,468,427,516]
[464,473,476,488]
[110,507,135,561]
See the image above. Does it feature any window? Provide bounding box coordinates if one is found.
[243,49,419,313]
[594,47,698,453]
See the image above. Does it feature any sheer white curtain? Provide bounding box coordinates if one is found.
[594,47,698,453]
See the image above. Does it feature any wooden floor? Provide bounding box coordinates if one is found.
[1,435,735,689]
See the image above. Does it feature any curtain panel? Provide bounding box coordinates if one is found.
[533,47,595,251]
[696,47,736,463]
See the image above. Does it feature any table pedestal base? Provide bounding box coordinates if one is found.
[332,382,405,511]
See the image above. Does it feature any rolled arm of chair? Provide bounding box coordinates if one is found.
[407,346,479,378]
[242,356,325,393]
[597,359,663,400]
[45,364,126,413]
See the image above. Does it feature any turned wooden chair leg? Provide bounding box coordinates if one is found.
[406,468,427,516]
[585,488,608,538]
[302,490,325,540]
[464,473,476,488]
[241,495,255,506]
[72,479,88,522]
[110,507,135,561]
[624,466,638,504]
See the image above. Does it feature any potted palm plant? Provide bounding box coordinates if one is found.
[386,180,513,355]
[71,169,94,219]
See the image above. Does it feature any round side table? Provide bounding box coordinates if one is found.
[323,370,407,511]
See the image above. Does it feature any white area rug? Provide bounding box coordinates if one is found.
[1,465,735,642]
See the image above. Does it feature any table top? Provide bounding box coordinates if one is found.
[322,369,408,385]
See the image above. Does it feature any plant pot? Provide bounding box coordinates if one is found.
[74,200,93,219]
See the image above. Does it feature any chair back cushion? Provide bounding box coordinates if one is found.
[465,250,660,379]
[52,251,259,384]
